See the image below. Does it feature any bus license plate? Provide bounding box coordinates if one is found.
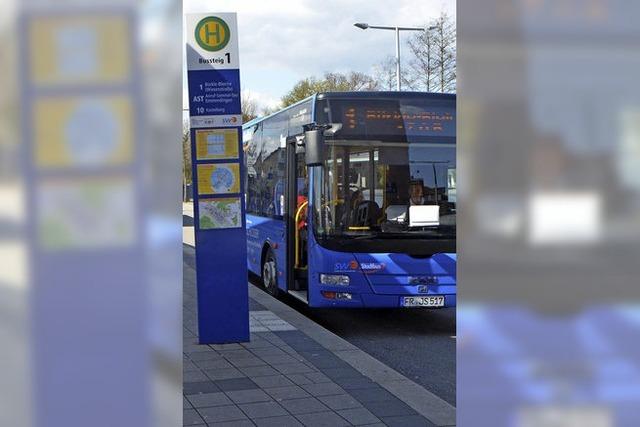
[403,296,445,308]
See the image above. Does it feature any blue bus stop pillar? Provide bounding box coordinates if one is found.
[186,12,249,344]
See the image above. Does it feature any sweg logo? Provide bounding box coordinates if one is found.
[222,116,238,124]
[334,260,358,272]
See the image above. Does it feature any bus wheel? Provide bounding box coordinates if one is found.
[262,249,280,297]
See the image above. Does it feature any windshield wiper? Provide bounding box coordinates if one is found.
[349,234,379,240]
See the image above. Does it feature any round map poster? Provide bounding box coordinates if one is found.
[199,197,242,229]
[196,163,240,195]
[211,166,235,193]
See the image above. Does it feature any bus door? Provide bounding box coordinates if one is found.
[286,137,309,292]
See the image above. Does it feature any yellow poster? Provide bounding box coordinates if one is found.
[195,128,239,160]
[33,95,133,168]
[29,15,131,86]
[197,163,240,195]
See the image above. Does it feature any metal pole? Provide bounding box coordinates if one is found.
[395,27,401,91]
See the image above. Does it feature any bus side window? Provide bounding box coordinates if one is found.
[246,123,263,215]
[261,118,287,218]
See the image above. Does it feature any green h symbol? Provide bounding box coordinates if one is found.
[196,17,229,51]
[204,22,220,45]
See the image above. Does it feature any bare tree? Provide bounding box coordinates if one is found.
[242,92,259,123]
[373,55,421,91]
[432,12,456,93]
[372,55,397,90]
[182,120,192,201]
[406,11,456,93]
[407,27,437,92]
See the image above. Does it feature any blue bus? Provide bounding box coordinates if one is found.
[243,92,456,308]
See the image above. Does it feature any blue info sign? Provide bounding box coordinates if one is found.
[187,69,241,117]
[186,12,249,344]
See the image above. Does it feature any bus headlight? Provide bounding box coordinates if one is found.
[320,274,350,286]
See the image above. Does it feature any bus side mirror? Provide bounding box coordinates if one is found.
[304,129,325,166]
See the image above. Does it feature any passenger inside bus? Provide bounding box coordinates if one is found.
[406,179,436,226]
[409,179,425,206]
[295,175,309,268]
[342,189,363,226]
[342,189,383,229]
[296,177,308,230]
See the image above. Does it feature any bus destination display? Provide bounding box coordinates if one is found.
[337,100,455,139]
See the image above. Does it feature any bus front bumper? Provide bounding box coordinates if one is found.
[309,288,456,308]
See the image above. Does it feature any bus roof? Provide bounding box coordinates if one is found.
[315,91,455,101]
[242,91,456,129]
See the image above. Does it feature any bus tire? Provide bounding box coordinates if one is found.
[262,249,280,297]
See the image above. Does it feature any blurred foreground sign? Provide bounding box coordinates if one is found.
[22,9,148,427]
[185,13,249,344]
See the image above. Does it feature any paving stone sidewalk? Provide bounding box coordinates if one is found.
[184,248,446,426]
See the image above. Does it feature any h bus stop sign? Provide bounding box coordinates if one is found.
[186,13,249,343]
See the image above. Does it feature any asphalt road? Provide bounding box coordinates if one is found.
[249,276,457,406]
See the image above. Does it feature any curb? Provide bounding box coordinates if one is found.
[248,284,457,426]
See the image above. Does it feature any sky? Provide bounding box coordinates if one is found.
[183,0,456,112]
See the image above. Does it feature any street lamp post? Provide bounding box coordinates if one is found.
[354,22,437,91]
[394,27,401,91]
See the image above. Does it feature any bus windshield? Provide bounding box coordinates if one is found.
[313,140,456,240]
